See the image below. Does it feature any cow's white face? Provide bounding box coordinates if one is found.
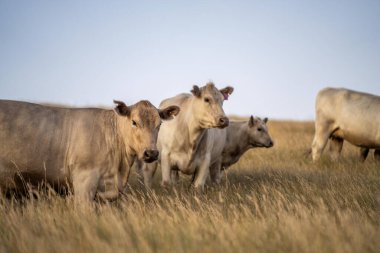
[191,82,233,129]
[114,100,180,163]
[245,116,273,148]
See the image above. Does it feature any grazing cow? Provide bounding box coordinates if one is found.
[312,88,380,161]
[208,116,274,184]
[0,99,179,202]
[141,82,233,190]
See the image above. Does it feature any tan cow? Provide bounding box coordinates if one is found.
[141,82,233,190]
[208,116,274,183]
[0,99,179,202]
[312,88,380,161]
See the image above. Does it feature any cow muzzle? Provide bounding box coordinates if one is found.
[217,116,229,128]
[143,149,159,163]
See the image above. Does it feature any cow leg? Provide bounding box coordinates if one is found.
[97,184,119,201]
[329,136,343,161]
[311,120,332,161]
[135,158,156,188]
[160,151,172,187]
[96,173,120,201]
[170,170,180,185]
[193,153,211,191]
[134,158,144,179]
[72,169,100,204]
[374,149,380,161]
[142,162,158,188]
[360,148,370,162]
[209,160,222,185]
[220,169,226,181]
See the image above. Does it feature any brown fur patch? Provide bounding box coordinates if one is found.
[132,100,161,128]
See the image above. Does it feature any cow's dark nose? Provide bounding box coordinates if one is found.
[218,116,229,128]
[267,140,274,148]
[143,149,159,163]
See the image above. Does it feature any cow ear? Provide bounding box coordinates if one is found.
[264,117,268,123]
[220,86,234,100]
[191,85,201,97]
[114,100,130,117]
[248,115,255,127]
[159,105,180,120]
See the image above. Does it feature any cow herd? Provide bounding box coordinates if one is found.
[0,83,378,203]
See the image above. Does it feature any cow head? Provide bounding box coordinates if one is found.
[114,100,180,163]
[245,116,273,148]
[191,82,233,129]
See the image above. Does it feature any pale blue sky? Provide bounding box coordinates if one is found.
[1,0,379,119]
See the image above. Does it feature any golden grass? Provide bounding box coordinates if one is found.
[0,120,379,253]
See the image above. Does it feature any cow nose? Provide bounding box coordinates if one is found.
[143,149,159,163]
[218,117,229,128]
[267,140,274,148]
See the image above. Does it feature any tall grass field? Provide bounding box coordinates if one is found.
[0,120,379,253]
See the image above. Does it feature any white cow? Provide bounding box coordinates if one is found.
[312,87,380,161]
[141,82,233,190]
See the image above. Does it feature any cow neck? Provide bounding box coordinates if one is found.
[115,115,136,167]
[181,98,207,155]
[225,121,251,159]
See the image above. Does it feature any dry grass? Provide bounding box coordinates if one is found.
[0,120,379,253]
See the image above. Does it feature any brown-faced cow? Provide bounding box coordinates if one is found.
[0,99,179,202]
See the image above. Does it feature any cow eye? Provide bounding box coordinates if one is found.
[204,98,210,103]
[258,128,262,132]
[132,120,137,128]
